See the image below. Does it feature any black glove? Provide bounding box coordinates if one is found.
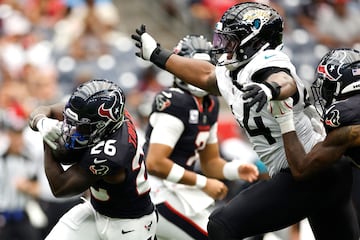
[131,24,172,69]
[242,83,273,112]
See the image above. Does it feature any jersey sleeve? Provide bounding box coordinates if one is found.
[152,89,192,121]
[148,112,184,147]
[323,98,360,132]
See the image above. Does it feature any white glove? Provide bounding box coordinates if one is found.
[140,33,158,60]
[133,26,157,60]
[268,98,295,134]
[132,24,172,69]
[36,117,62,150]
[304,105,326,138]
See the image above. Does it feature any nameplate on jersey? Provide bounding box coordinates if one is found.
[189,110,199,124]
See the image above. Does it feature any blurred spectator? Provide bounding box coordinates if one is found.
[26,65,63,104]
[0,7,31,82]
[296,0,360,48]
[0,81,35,119]
[188,0,286,37]
[126,66,166,134]
[52,0,120,52]
[22,0,67,41]
[15,126,83,239]
[24,0,67,26]
[0,107,42,240]
[68,17,109,62]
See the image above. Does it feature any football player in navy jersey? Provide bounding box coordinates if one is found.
[270,47,360,237]
[132,2,359,240]
[142,35,260,240]
[270,48,360,179]
[28,79,158,240]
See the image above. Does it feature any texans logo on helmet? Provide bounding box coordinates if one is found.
[98,90,123,121]
[318,50,348,81]
[99,104,117,121]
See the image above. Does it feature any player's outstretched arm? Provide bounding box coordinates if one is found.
[131,24,220,95]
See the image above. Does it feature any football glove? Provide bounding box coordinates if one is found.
[304,104,326,138]
[268,98,295,134]
[36,117,62,150]
[242,82,281,112]
[242,83,273,112]
[131,24,173,69]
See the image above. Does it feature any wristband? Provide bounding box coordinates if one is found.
[263,81,281,99]
[278,118,295,134]
[150,48,173,70]
[166,163,185,183]
[223,161,242,180]
[29,114,46,131]
[195,174,207,189]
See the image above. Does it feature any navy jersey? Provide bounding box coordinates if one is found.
[323,94,360,166]
[143,88,220,171]
[72,110,154,218]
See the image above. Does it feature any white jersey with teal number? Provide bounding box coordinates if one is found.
[216,50,323,177]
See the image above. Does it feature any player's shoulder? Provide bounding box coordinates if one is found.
[153,87,193,112]
[246,49,292,75]
[256,49,290,62]
[324,95,360,129]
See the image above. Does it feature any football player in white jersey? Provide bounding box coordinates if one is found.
[143,34,260,240]
[132,2,359,240]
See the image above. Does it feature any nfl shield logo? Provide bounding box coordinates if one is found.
[189,110,199,124]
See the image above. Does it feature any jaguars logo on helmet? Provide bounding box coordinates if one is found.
[212,2,283,70]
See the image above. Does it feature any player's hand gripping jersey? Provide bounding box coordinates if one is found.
[216,50,323,176]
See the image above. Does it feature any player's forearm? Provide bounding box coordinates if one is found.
[166,55,219,95]
[29,103,65,131]
[201,158,226,179]
[266,72,297,100]
[282,132,309,179]
[43,144,67,197]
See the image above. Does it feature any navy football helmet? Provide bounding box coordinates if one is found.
[311,48,360,116]
[173,34,215,97]
[62,79,125,149]
[212,2,283,70]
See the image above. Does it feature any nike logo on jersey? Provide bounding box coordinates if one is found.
[94,158,107,164]
[121,229,135,234]
[145,221,153,231]
[264,54,275,59]
[161,91,172,98]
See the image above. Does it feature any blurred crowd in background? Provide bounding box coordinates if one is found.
[0,0,359,239]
